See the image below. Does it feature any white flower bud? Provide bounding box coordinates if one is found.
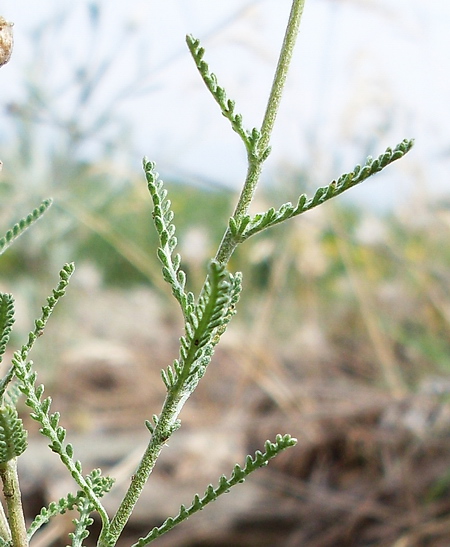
[0,17,13,67]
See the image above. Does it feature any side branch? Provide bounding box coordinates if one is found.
[231,139,414,242]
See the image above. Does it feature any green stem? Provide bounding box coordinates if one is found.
[98,392,185,547]
[258,0,305,158]
[215,161,262,265]
[0,499,11,543]
[0,459,27,547]
[100,3,307,544]
[215,0,306,265]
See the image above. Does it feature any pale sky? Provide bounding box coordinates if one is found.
[1,0,449,209]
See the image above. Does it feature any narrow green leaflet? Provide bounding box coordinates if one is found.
[0,199,52,256]
[13,353,110,530]
[0,264,75,401]
[131,434,297,546]
[28,469,114,542]
[144,160,194,320]
[0,406,27,463]
[186,35,261,158]
[0,294,14,364]
[161,261,240,393]
[229,139,414,242]
[28,493,81,539]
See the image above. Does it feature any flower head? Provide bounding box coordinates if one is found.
[0,17,14,67]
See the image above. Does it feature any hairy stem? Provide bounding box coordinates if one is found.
[0,499,11,543]
[0,459,27,547]
[258,0,305,158]
[102,2,306,544]
[215,0,306,265]
[99,391,185,547]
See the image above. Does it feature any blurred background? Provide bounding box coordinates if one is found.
[1,0,450,545]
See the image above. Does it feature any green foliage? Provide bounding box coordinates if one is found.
[0,263,76,402]
[0,294,14,365]
[28,469,114,542]
[229,139,414,243]
[144,160,193,316]
[132,434,296,546]
[161,260,241,393]
[0,406,27,463]
[0,199,52,257]
[13,348,111,529]
[0,259,113,541]
[186,35,263,160]
[28,492,82,538]
[23,263,75,353]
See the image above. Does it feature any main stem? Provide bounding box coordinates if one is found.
[101,392,186,546]
[215,0,306,265]
[100,1,306,545]
[0,459,27,547]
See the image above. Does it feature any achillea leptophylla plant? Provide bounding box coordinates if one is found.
[0,1,413,545]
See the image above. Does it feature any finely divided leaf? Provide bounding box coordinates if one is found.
[0,199,52,256]
[241,139,414,240]
[186,35,260,158]
[0,405,27,463]
[131,434,297,546]
[162,261,240,393]
[0,293,14,363]
[144,160,193,320]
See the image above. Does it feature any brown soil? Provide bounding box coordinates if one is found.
[16,285,450,547]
